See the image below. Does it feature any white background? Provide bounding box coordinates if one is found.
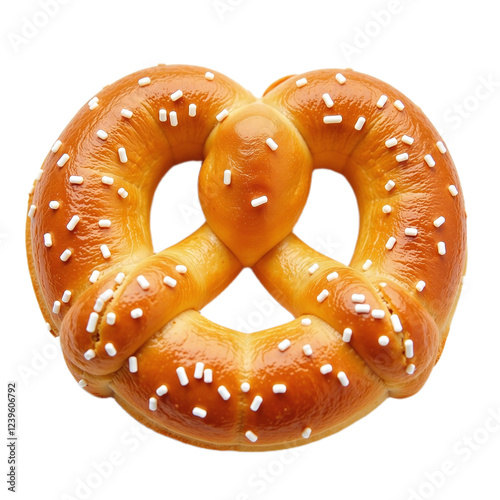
[2,0,499,499]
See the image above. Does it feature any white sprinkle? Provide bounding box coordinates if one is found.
[436,141,447,154]
[335,73,347,84]
[100,244,111,259]
[424,154,436,167]
[159,108,167,122]
[296,77,307,88]
[69,176,83,185]
[149,397,157,411]
[385,137,398,148]
[194,362,205,379]
[448,185,459,197]
[396,153,409,163]
[266,137,279,151]
[301,318,312,326]
[337,371,350,387]
[137,275,150,290]
[251,196,268,207]
[362,259,372,271]
[156,385,168,396]
[437,241,446,255]
[308,263,319,274]
[99,219,111,228]
[171,89,183,101]
[223,170,231,185]
[391,313,403,332]
[88,97,99,108]
[320,364,333,375]
[93,298,105,313]
[327,272,339,281]
[118,147,128,163]
[278,339,291,352]
[434,216,446,227]
[89,101,98,111]
[66,215,80,231]
[104,343,117,356]
[317,289,329,303]
[302,427,312,439]
[169,111,178,126]
[89,270,100,283]
[130,308,143,319]
[382,205,392,214]
[250,396,263,411]
[62,290,72,303]
[118,188,129,198]
[163,276,177,288]
[405,227,418,237]
[106,313,116,325]
[342,328,352,342]
[404,339,414,358]
[192,407,207,418]
[394,100,405,111]
[57,153,69,167]
[402,135,414,145]
[218,385,231,400]
[176,367,189,386]
[372,309,386,319]
[416,280,426,292]
[115,272,125,284]
[385,180,395,191]
[355,304,371,313]
[52,301,61,314]
[241,382,250,393]
[138,77,151,87]
[86,312,99,332]
[205,71,215,81]
[245,430,258,443]
[121,109,133,118]
[97,129,108,140]
[99,289,114,302]
[203,369,213,383]
[216,109,229,122]
[60,249,72,262]
[84,349,96,360]
[78,379,87,388]
[322,93,334,108]
[386,236,396,250]
[189,103,197,117]
[102,176,114,185]
[323,115,342,124]
[44,233,52,247]
[51,140,62,153]
[273,384,287,394]
[302,344,313,356]
[378,335,390,346]
[354,117,366,130]
[406,364,416,375]
[128,357,138,373]
[49,201,60,210]
[35,169,44,181]
[376,95,388,108]
[175,265,187,274]
[351,294,365,303]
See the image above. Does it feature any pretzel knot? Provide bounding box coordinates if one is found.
[26,65,466,450]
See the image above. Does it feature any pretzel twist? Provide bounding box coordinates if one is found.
[26,65,466,450]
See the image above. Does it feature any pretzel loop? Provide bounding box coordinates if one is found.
[26,66,466,450]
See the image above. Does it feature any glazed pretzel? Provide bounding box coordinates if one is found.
[26,65,466,451]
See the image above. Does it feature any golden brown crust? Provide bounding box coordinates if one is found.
[26,65,466,450]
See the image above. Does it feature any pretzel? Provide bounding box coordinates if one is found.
[26,65,466,451]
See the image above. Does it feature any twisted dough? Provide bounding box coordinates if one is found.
[26,65,466,450]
